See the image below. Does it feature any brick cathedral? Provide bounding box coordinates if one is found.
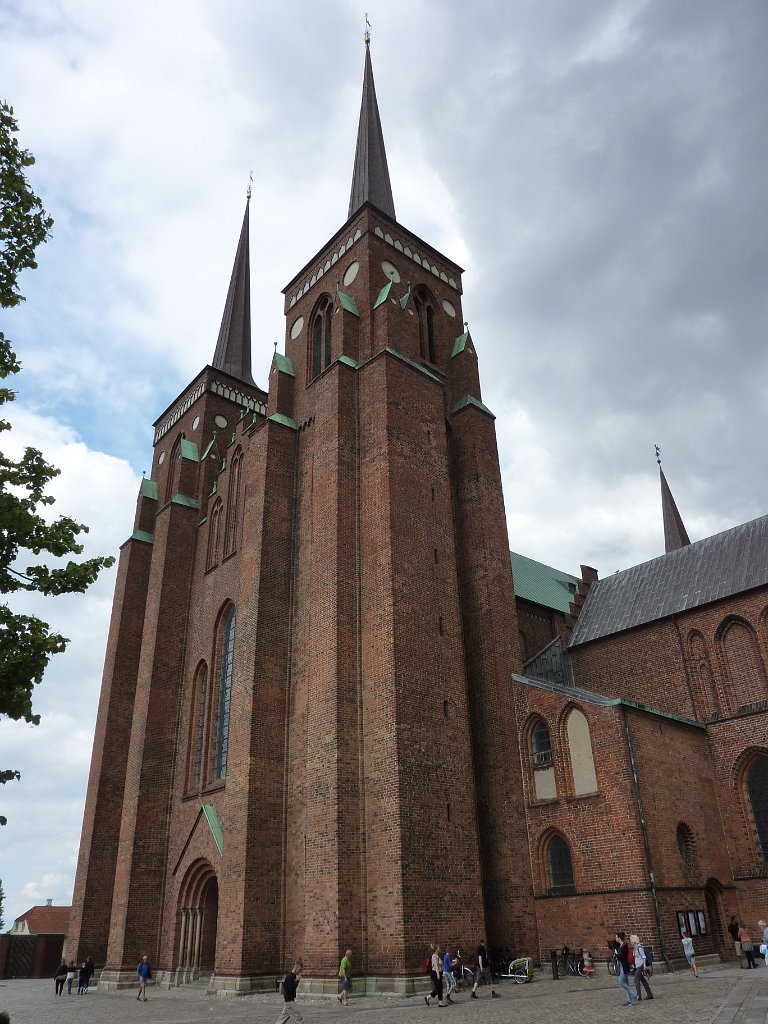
[67,40,768,992]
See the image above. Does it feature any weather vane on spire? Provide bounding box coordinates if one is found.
[364,13,371,45]
[247,170,253,202]
[655,444,662,467]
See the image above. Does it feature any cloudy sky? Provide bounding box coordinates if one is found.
[1,0,767,926]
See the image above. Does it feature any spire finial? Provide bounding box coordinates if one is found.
[364,13,371,45]
[655,443,661,467]
[247,170,253,202]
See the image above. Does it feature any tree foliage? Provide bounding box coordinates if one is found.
[0,101,115,820]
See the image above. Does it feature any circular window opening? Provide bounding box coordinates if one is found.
[676,822,696,865]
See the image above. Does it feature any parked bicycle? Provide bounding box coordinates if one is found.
[452,949,476,990]
[607,940,635,976]
[556,945,591,978]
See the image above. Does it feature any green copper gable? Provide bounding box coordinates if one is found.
[141,478,159,500]
[202,803,223,856]
[337,287,361,317]
[274,352,295,377]
[180,438,199,462]
[510,551,578,614]
[373,280,393,309]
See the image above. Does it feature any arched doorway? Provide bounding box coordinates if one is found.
[176,860,219,984]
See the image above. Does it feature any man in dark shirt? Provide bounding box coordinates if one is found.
[728,916,744,967]
[471,939,500,999]
[275,960,305,1024]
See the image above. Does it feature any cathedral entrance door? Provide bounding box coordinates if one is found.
[704,878,727,959]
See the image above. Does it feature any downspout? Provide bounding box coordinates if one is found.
[621,704,673,972]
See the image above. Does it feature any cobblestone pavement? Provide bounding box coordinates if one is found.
[2,965,767,1024]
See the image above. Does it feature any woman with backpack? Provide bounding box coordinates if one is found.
[630,935,653,1001]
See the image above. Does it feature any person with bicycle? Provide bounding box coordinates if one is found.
[629,935,653,1001]
[615,932,637,1005]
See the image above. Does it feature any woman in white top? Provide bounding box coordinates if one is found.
[425,943,446,1007]
[629,935,653,1001]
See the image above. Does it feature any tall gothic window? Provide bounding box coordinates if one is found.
[747,755,768,861]
[426,304,436,363]
[213,608,236,781]
[206,499,223,570]
[414,289,437,363]
[547,834,575,893]
[531,720,552,766]
[312,296,333,378]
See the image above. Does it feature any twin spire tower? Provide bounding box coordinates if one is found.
[67,39,536,993]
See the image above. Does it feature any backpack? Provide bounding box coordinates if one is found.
[425,957,431,973]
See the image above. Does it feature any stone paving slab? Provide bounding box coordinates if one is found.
[2,965,767,1024]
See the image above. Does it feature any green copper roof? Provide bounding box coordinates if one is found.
[201,803,223,857]
[373,280,393,309]
[130,530,154,544]
[510,551,578,614]
[180,438,199,462]
[451,394,494,418]
[274,352,295,377]
[399,284,411,310]
[384,347,441,382]
[336,287,360,317]
[141,478,159,500]
[338,354,362,369]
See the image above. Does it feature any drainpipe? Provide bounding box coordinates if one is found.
[621,704,673,972]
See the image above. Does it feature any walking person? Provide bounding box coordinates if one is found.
[54,960,68,995]
[738,924,756,969]
[66,962,76,994]
[275,960,305,1024]
[136,954,151,1000]
[615,932,637,1005]
[442,946,457,1003]
[680,930,698,976]
[425,943,445,1006]
[77,962,89,994]
[759,920,768,965]
[630,935,653,1001]
[471,938,500,999]
[728,915,744,967]
[337,948,352,1005]
[84,956,95,991]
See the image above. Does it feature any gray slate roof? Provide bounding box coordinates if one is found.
[569,513,768,647]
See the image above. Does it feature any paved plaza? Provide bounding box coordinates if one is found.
[2,965,767,1024]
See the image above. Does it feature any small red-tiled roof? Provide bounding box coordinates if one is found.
[16,904,70,935]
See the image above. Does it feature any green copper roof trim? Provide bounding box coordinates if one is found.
[451,394,495,418]
[130,529,154,544]
[274,352,295,377]
[201,803,224,857]
[180,438,199,462]
[451,332,470,358]
[201,435,217,460]
[141,478,159,500]
[209,480,218,495]
[336,287,360,317]
[338,355,362,369]
[399,284,412,310]
[384,347,441,382]
[606,698,705,729]
[373,280,393,310]
[169,494,200,509]
[268,412,298,430]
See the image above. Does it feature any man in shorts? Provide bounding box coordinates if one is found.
[136,954,151,1000]
[443,946,457,1003]
[337,948,352,1005]
[471,939,500,999]
[680,930,698,977]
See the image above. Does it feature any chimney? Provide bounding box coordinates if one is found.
[46,899,53,906]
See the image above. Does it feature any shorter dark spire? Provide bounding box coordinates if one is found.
[657,451,691,553]
[212,196,254,385]
[348,37,396,221]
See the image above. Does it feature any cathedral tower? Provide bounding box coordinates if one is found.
[68,38,536,993]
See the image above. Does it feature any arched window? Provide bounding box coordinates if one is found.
[213,608,236,781]
[206,499,223,570]
[747,755,768,861]
[546,834,575,893]
[565,708,597,795]
[531,721,552,766]
[519,631,528,663]
[426,304,436,363]
[186,663,208,791]
[688,631,716,720]
[224,447,243,557]
[165,433,185,503]
[718,617,768,710]
[312,296,333,378]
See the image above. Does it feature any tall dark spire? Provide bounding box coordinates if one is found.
[348,37,396,222]
[656,447,691,553]
[212,196,254,385]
